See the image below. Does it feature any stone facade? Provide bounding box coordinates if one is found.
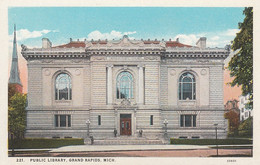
[22,35,229,140]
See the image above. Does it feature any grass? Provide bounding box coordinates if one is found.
[8,138,84,149]
[170,138,252,145]
[210,146,253,149]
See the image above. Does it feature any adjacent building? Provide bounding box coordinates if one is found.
[239,94,253,121]
[21,35,229,140]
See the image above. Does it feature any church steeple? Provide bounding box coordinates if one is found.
[9,24,23,92]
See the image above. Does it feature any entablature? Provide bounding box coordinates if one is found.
[165,47,229,59]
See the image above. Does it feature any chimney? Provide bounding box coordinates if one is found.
[196,37,207,49]
[70,38,73,42]
[42,38,52,49]
[176,38,179,43]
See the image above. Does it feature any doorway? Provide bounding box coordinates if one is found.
[120,114,131,135]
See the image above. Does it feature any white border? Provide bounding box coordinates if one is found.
[1,0,259,165]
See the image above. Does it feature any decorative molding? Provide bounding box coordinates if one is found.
[200,69,207,75]
[21,37,229,61]
[106,64,114,68]
[185,66,191,71]
[137,64,145,68]
[170,69,176,76]
[42,59,53,63]
[123,65,128,70]
[92,56,106,61]
[75,69,81,76]
[71,59,83,63]
[44,69,51,76]
[144,56,159,61]
[121,99,131,106]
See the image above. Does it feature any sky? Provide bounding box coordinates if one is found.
[8,7,244,102]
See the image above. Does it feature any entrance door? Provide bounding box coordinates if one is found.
[120,114,131,135]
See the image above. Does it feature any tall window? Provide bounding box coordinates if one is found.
[179,72,196,100]
[98,115,101,125]
[116,71,134,99]
[180,115,196,127]
[150,115,153,125]
[55,73,72,100]
[55,115,71,127]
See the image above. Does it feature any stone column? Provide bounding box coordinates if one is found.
[107,64,113,104]
[134,108,137,136]
[138,65,144,104]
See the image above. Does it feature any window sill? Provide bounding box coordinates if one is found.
[54,127,72,129]
[179,127,198,129]
[178,100,196,107]
[54,100,72,106]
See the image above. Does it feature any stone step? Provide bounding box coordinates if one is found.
[92,139,164,145]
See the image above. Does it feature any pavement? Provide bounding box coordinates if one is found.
[8,144,252,153]
[49,144,209,153]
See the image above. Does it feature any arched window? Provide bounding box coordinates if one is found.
[179,72,196,100]
[55,73,72,100]
[116,71,134,99]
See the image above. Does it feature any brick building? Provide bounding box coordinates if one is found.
[21,35,229,141]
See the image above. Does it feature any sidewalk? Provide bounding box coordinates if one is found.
[49,145,209,153]
[8,144,252,153]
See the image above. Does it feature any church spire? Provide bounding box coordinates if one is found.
[9,24,22,92]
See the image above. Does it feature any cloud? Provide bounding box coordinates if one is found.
[86,30,136,40]
[172,28,239,48]
[211,36,220,41]
[224,29,240,37]
[173,34,199,46]
[9,29,58,42]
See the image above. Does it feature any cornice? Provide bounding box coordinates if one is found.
[21,44,229,60]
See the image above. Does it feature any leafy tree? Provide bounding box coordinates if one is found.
[238,117,253,137]
[224,110,240,136]
[8,93,27,139]
[228,7,253,106]
[8,84,18,106]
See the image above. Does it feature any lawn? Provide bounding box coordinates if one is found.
[8,138,84,149]
[170,138,252,145]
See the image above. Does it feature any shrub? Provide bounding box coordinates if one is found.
[170,138,252,145]
[238,117,253,137]
[8,138,84,149]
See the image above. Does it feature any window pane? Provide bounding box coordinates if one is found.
[185,115,192,127]
[183,77,191,82]
[193,115,196,127]
[116,87,120,99]
[183,83,192,99]
[55,115,59,127]
[60,115,66,127]
[68,115,71,127]
[179,72,196,100]
[179,83,182,100]
[55,73,71,100]
[193,83,196,99]
[117,71,133,99]
[180,115,184,127]
[98,115,101,125]
[150,115,153,125]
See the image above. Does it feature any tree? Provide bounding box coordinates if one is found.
[224,110,240,136]
[238,117,253,137]
[8,93,27,139]
[8,84,18,106]
[228,7,253,106]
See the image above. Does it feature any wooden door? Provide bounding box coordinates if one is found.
[120,118,131,135]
